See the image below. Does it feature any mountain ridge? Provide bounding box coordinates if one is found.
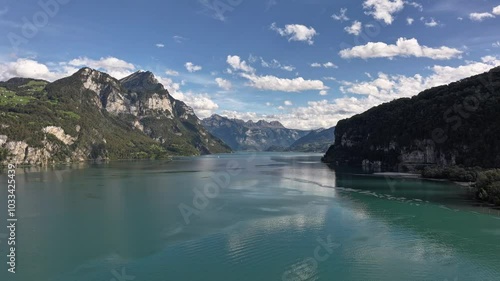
[0,68,231,165]
[202,114,309,151]
[322,66,500,171]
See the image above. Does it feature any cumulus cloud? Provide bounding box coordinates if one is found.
[215,77,232,90]
[270,23,318,45]
[363,0,405,24]
[221,97,373,130]
[407,17,414,25]
[185,62,202,72]
[341,55,500,102]
[0,59,76,82]
[227,55,255,73]
[284,100,293,106]
[345,21,363,35]
[319,90,328,96]
[155,43,165,48]
[158,76,218,118]
[0,56,137,81]
[240,73,328,92]
[469,12,495,22]
[332,8,349,21]
[494,5,500,15]
[220,56,500,130]
[339,38,462,60]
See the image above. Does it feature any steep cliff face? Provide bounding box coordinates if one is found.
[0,68,230,165]
[322,66,500,171]
[202,114,309,151]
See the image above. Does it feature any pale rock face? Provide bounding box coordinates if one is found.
[5,141,29,163]
[42,126,77,145]
[0,135,7,146]
[106,91,129,114]
[146,94,173,114]
[133,120,144,132]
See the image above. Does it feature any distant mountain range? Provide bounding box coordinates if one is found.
[288,127,335,152]
[322,66,500,171]
[202,114,334,152]
[0,68,230,165]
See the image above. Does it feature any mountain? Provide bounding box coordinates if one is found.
[322,66,500,171]
[0,68,230,165]
[202,114,309,151]
[288,127,335,153]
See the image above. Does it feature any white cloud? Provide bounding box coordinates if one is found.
[220,56,500,130]
[406,1,423,11]
[158,76,218,118]
[493,5,500,16]
[215,77,232,90]
[284,100,293,106]
[406,17,414,25]
[155,43,165,48]
[341,55,500,102]
[227,55,255,73]
[363,0,405,24]
[311,62,338,68]
[424,18,438,27]
[469,12,495,22]
[270,23,318,45]
[0,59,77,82]
[0,56,139,82]
[493,41,500,48]
[323,62,337,68]
[319,90,328,96]
[185,62,202,73]
[165,69,179,76]
[339,37,462,60]
[332,8,349,21]
[240,73,328,92]
[345,21,363,35]
[260,58,295,71]
[173,35,187,43]
[165,70,180,79]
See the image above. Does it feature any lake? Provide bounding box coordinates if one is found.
[1,152,499,281]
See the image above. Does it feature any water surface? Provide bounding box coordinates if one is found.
[1,153,499,281]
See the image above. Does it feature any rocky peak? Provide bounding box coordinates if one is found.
[119,71,165,93]
[72,67,119,91]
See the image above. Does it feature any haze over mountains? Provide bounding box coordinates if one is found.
[202,114,309,151]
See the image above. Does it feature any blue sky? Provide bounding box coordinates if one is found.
[0,0,499,129]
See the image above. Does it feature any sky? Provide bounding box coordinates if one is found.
[0,0,499,130]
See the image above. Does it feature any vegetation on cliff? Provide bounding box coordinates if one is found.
[323,66,500,170]
[0,68,230,165]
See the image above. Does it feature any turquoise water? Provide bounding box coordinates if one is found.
[1,153,500,281]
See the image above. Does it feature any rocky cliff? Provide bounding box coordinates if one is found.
[322,66,500,171]
[202,114,309,151]
[0,68,230,165]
